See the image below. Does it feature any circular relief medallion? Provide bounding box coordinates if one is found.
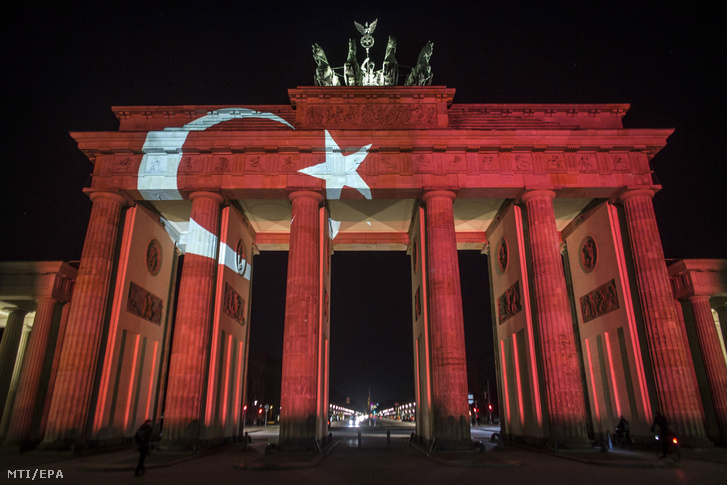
[579,236,598,273]
[496,238,509,274]
[235,239,248,276]
[146,239,162,275]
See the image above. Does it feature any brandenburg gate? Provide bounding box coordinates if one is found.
[1,26,726,453]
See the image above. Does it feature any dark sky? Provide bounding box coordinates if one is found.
[2,2,725,412]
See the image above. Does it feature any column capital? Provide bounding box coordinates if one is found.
[688,294,713,303]
[189,191,225,205]
[520,189,556,203]
[288,190,324,204]
[35,297,58,305]
[618,187,657,203]
[422,190,456,203]
[87,190,128,206]
[2,307,26,315]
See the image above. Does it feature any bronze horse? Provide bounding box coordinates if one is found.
[344,39,362,86]
[405,41,434,86]
[312,44,340,86]
[382,36,399,86]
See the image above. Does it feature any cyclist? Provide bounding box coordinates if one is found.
[615,415,631,447]
[651,411,669,458]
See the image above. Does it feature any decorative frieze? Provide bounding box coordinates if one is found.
[126,281,163,325]
[579,279,619,323]
[305,103,437,128]
[498,281,522,324]
[223,282,245,325]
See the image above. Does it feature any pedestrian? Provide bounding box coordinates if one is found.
[134,419,154,476]
[650,411,669,458]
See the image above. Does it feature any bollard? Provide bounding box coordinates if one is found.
[358,429,362,449]
[387,430,391,448]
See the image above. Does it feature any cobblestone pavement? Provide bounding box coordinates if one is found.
[3,426,726,484]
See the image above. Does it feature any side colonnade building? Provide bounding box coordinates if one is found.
[1,86,726,451]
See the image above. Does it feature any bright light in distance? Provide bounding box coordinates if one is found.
[379,402,416,420]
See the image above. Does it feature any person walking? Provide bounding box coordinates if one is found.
[134,419,154,476]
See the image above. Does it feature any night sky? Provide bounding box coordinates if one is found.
[2,2,724,413]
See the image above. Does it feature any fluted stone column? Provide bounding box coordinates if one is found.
[521,189,588,446]
[716,303,727,351]
[40,191,126,448]
[278,191,323,450]
[673,299,706,420]
[0,320,32,443]
[619,189,706,443]
[0,309,28,429]
[688,295,727,442]
[38,302,72,441]
[3,299,58,447]
[422,190,471,446]
[161,191,223,450]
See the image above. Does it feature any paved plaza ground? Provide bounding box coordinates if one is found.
[2,425,726,484]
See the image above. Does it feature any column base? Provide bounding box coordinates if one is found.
[429,438,478,452]
[550,438,593,451]
[678,435,715,449]
[276,437,322,453]
[35,438,81,452]
[157,439,198,452]
[0,438,38,453]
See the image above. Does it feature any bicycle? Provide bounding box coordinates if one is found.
[612,430,634,449]
[654,430,681,463]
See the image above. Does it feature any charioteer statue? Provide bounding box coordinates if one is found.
[313,19,433,87]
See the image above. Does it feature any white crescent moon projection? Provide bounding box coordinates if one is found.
[137,108,294,201]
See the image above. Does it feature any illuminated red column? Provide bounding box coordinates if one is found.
[38,302,72,440]
[688,295,727,441]
[0,308,27,424]
[619,189,706,442]
[161,191,223,449]
[40,191,126,448]
[2,299,57,447]
[422,190,471,445]
[521,189,588,445]
[279,191,322,450]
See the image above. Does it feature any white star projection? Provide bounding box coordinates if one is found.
[137,108,294,201]
[298,130,373,200]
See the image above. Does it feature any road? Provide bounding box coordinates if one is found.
[3,423,726,484]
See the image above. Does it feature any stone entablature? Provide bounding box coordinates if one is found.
[113,105,296,132]
[72,86,669,202]
[668,259,727,300]
[0,262,77,305]
[109,88,628,132]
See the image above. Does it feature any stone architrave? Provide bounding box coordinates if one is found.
[520,189,589,446]
[40,192,126,449]
[2,299,57,447]
[278,191,323,450]
[688,295,727,442]
[422,190,471,446]
[619,189,707,444]
[160,191,223,450]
